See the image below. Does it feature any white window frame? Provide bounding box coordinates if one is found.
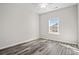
[48,18,60,35]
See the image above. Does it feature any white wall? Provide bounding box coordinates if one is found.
[0,4,39,49]
[78,4,79,46]
[39,5,77,44]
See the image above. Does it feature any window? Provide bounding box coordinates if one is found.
[48,17,60,34]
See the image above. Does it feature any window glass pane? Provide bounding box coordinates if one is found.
[49,17,60,34]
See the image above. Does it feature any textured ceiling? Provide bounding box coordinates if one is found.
[31,3,76,14]
[0,3,76,14]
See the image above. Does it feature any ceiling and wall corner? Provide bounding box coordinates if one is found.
[31,3,77,14]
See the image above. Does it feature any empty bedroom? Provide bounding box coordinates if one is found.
[0,3,79,55]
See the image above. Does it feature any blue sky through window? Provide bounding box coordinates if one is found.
[49,17,60,26]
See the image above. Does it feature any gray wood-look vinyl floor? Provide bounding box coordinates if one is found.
[0,39,79,55]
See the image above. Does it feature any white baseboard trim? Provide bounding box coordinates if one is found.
[0,37,39,50]
[40,37,77,45]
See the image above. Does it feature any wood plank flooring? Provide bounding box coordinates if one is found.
[0,38,79,55]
